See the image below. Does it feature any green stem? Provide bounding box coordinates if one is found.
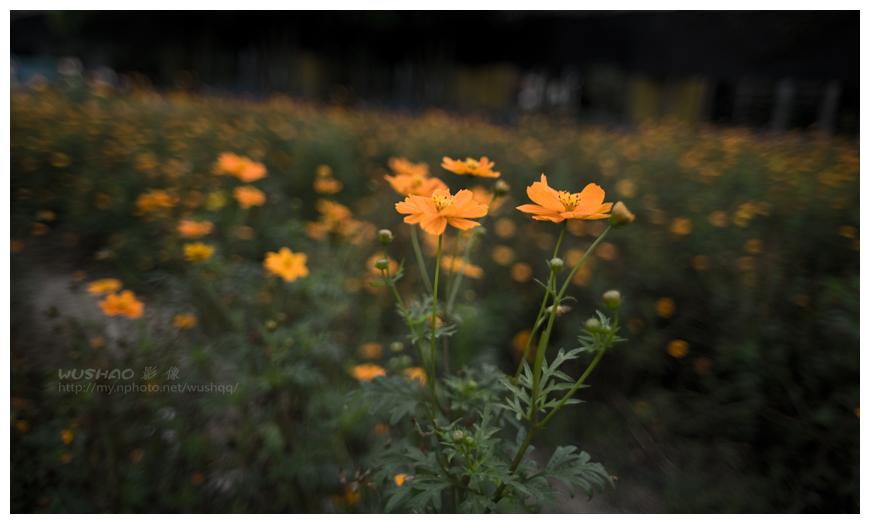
[430,234,443,415]
[444,231,461,303]
[557,226,612,299]
[538,350,604,428]
[445,193,501,313]
[410,224,433,294]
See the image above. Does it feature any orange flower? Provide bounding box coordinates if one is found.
[351,363,386,381]
[403,367,427,385]
[87,278,122,296]
[183,242,215,263]
[316,199,352,229]
[135,189,178,214]
[384,173,449,197]
[264,247,309,282]
[389,157,429,177]
[395,188,488,236]
[313,177,343,194]
[215,153,267,182]
[173,313,198,329]
[233,186,266,209]
[394,473,409,486]
[177,220,214,239]
[517,174,612,223]
[441,156,500,178]
[98,290,144,319]
[215,152,242,174]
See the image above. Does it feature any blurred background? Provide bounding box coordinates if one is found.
[10,10,860,513]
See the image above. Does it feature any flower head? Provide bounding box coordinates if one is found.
[98,290,144,319]
[233,186,266,209]
[184,242,215,264]
[517,174,612,223]
[173,313,198,329]
[313,177,343,194]
[264,247,309,282]
[395,188,488,236]
[388,157,429,178]
[403,367,427,385]
[177,220,214,239]
[87,278,122,296]
[441,156,500,178]
[215,153,267,182]
[384,172,449,197]
[135,189,178,215]
[351,363,386,381]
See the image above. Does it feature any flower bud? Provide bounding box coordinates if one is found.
[609,202,635,229]
[603,290,622,309]
[375,258,390,270]
[494,180,510,196]
[548,257,564,272]
[585,317,602,332]
[265,319,278,331]
[452,430,465,443]
[464,436,475,445]
[378,229,394,244]
[475,226,487,238]
[390,341,404,353]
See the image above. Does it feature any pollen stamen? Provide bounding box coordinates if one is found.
[432,194,455,211]
[557,191,582,211]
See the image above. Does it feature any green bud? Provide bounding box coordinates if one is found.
[452,430,465,443]
[265,319,278,331]
[609,202,635,229]
[475,226,487,238]
[549,257,564,272]
[378,229,393,244]
[389,341,404,353]
[375,258,389,271]
[602,290,622,309]
[585,317,602,332]
[494,180,510,196]
[464,436,474,445]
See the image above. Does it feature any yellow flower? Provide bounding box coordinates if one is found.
[264,247,309,282]
[233,186,266,209]
[394,473,409,486]
[173,313,198,329]
[87,278,122,296]
[90,336,105,349]
[656,298,675,318]
[667,340,689,358]
[669,217,693,236]
[395,188,488,235]
[313,177,343,194]
[403,367,427,385]
[206,190,227,211]
[351,363,386,381]
[510,263,533,283]
[184,242,215,263]
[492,245,516,266]
[61,429,74,445]
[135,189,178,214]
[708,210,729,227]
[358,342,383,359]
[517,174,612,223]
[494,218,516,238]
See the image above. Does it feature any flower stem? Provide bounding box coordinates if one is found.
[430,234,443,414]
[410,224,433,294]
[445,193,501,313]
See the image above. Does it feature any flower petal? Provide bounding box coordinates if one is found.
[446,217,481,230]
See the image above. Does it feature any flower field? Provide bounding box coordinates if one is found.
[10,85,860,512]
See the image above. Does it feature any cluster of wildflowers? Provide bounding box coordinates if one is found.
[88,278,145,319]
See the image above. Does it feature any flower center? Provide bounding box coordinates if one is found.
[558,191,581,211]
[410,175,424,187]
[465,158,479,169]
[432,194,454,211]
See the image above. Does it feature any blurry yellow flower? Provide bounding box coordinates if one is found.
[492,245,515,266]
[61,429,74,445]
[571,265,592,286]
[87,278,122,296]
[135,189,178,215]
[177,220,214,239]
[184,242,214,264]
[691,255,709,271]
[206,190,227,211]
[99,290,145,319]
[394,473,409,486]
[90,336,105,349]
[351,363,386,381]
[233,225,256,240]
[50,152,71,168]
[494,218,516,238]
[305,221,328,241]
[316,164,333,178]
[388,157,429,178]
[373,422,390,436]
[744,239,763,254]
[669,217,693,236]
[510,263,533,283]
[667,340,689,358]
[215,152,267,182]
[31,222,50,235]
[11,239,25,254]
[656,298,676,318]
[37,210,56,222]
[264,247,309,282]
[16,420,29,433]
[233,186,266,209]
[596,242,619,261]
[735,256,755,271]
[839,226,857,239]
[173,313,198,329]
[615,179,637,198]
[358,342,383,359]
[441,255,484,278]
[403,367,427,385]
[384,172,449,198]
[313,177,343,194]
[316,199,353,229]
[441,156,500,178]
[708,211,729,227]
[512,330,532,352]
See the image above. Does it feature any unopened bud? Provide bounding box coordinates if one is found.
[609,202,635,229]
[603,290,622,309]
[475,226,487,238]
[375,258,389,270]
[378,229,393,244]
[548,257,564,272]
[585,318,602,332]
[265,319,278,331]
[464,436,474,445]
[390,341,404,353]
[452,430,465,443]
[494,180,510,196]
